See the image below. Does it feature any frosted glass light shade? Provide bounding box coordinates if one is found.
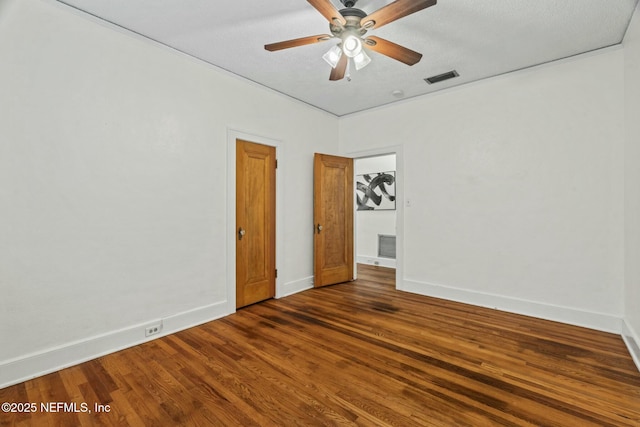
[342,35,362,58]
[353,51,371,70]
[322,45,343,68]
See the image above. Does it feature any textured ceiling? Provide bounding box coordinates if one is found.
[57,0,638,116]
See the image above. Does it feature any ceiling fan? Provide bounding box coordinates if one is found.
[265,0,437,81]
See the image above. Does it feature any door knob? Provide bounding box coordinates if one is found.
[238,227,246,240]
[316,224,323,234]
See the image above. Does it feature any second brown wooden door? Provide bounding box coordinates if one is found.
[313,153,354,287]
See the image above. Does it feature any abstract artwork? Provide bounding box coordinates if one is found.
[356,171,396,211]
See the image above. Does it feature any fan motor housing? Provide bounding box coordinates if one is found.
[330,8,368,37]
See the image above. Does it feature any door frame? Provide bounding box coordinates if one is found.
[346,144,404,290]
[226,129,284,313]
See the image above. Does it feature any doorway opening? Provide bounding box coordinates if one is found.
[354,152,399,288]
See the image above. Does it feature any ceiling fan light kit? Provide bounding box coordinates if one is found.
[265,0,437,81]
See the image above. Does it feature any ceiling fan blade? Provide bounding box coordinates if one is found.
[362,0,436,29]
[307,0,347,25]
[329,53,348,81]
[265,34,332,52]
[364,36,422,65]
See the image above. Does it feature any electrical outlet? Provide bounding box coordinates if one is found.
[145,321,163,337]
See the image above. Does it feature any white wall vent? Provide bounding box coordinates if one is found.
[378,234,396,259]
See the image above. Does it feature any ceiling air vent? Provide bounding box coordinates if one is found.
[425,70,459,85]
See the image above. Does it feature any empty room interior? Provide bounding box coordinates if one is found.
[2,0,640,425]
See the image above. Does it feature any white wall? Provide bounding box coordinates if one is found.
[340,48,625,333]
[624,3,640,368]
[0,0,337,387]
[355,155,396,267]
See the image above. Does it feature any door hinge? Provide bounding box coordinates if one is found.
[275,269,278,279]
[275,159,278,169]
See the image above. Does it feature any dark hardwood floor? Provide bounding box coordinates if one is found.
[1,264,639,426]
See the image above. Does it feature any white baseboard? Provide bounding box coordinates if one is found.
[0,301,229,390]
[622,320,640,373]
[278,276,314,298]
[356,256,396,269]
[400,278,622,334]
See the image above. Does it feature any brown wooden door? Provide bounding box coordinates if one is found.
[236,140,276,308]
[314,153,354,287]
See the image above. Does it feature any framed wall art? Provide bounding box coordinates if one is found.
[356,171,396,211]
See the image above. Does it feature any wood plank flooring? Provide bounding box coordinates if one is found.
[1,264,639,426]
